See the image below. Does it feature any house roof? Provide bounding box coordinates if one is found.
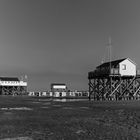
[0,77,19,81]
[97,58,126,68]
[51,83,66,86]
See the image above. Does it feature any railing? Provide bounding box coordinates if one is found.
[110,68,119,75]
[88,68,119,78]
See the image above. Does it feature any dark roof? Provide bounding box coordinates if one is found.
[51,83,66,86]
[97,58,126,68]
[0,77,19,81]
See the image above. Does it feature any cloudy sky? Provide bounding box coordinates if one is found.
[0,0,140,91]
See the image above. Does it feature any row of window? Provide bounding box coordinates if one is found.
[0,81,19,84]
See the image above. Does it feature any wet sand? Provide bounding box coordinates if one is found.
[0,96,140,139]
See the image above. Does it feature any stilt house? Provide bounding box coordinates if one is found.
[0,77,27,95]
[88,58,140,101]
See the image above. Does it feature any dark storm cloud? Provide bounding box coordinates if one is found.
[0,0,140,91]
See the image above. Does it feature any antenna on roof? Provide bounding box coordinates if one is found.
[101,60,104,64]
[108,36,112,73]
[20,75,23,81]
[108,36,112,95]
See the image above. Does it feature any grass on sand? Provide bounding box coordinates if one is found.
[0,96,140,139]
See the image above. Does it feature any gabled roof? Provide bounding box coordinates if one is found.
[0,77,19,81]
[97,58,126,68]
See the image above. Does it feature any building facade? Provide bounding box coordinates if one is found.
[94,58,136,77]
[88,58,140,100]
[0,77,27,95]
[51,83,67,97]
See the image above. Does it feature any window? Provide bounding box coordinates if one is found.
[122,64,126,70]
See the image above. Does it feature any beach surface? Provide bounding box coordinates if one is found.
[0,96,140,139]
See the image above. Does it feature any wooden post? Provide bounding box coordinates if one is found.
[88,79,91,101]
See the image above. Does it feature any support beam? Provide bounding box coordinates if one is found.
[88,75,140,101]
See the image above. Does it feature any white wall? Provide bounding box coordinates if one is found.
[53,92,60,97]
[119,59,136,76]
[53,85,66,89]
[28,92,35,96]
[0,81,27,86]
[50,92,53,96]
[62,92,67,96]
[53,91,67,97]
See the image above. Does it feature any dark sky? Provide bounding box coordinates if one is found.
[0,0,140,91]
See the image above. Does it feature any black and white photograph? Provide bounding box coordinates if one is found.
[0,0,140,139]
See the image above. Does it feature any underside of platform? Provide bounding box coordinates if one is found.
[0,86,27,95]
[88,73,140,101]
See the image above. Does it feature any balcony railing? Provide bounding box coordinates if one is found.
[110,68,119,75]
[88,68,120,78]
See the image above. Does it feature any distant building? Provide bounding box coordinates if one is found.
[39,91,51,96]
[28,91,35,96]
[28,91,52,97]
[51,83,67,97]
[67,90,89,97]
[0,77,27,95]
[73,90,89,97]
[41,91,48,96]
[67,91,76,97]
